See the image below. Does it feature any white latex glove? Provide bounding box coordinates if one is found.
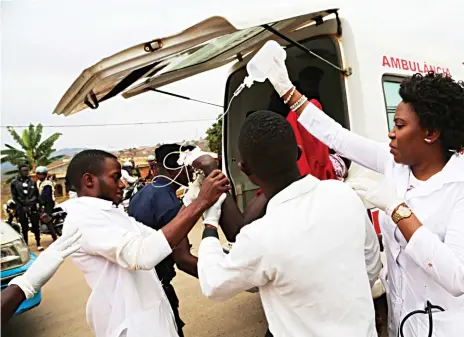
[267,55,293,97]
[203,193,227,228]
[347,178,404,217]
[9,228,82,299]
[182,176,203,207]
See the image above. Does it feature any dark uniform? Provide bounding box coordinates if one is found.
[10,176,40,246]
[128,178,185,336]
[38,179,58,241]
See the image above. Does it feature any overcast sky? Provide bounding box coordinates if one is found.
[2,0,462,152]
[1,0,246,151]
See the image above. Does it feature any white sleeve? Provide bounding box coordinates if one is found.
[298,103,392,174]
[404,197,464,297]
[121,170,137,184]
[70,213,172,270]
[364,214,382,288]
[198,227,269,301]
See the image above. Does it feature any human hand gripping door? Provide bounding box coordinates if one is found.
[9,228,82,299]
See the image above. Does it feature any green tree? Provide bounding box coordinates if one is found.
[1,124,64,182]
[205,118,222,155]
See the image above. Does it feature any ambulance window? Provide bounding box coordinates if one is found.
[382,77,403,131]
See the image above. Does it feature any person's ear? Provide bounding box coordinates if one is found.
[297,145,303,161]
[238,161,252,176]
[424,129,440,144]
[82,173,96,189]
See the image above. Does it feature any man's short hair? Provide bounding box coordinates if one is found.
[238,110,298,180]
[18,163,29,171]
[155,144,195,170]
[66,149,117,192]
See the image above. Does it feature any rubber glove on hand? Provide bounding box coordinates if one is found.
[347,178,404,217]
[9,228,82,299]
[267,54,293,97]
[203,193,227,228]
[183,175,204,207]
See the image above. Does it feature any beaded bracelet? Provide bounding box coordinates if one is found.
[290,95,308,111]
[283,86,296,104]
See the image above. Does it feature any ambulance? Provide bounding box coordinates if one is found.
[52,1,463,299]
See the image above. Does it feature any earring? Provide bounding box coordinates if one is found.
[425,138,432,143]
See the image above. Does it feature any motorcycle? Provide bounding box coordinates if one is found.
[3,200,21,234]
[122,181,145,212]
[39,207,66,237]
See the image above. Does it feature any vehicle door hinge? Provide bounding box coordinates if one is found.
[84,90,99,109]
[144,39,163,53]
[326,9,342,36]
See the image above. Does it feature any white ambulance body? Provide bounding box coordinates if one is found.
[53,0,463,298]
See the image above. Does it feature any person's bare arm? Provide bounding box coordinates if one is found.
[243,193,268,225]
[192,155,245,241]
[172,237,198,278]
[1,285,25,325]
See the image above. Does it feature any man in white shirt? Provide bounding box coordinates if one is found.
[62,149,230,337]
[197,111,380,337]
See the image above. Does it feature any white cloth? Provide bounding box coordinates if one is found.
[299,103,464,337]
[198,175,379,337]
[121,169,137,184]
[62,197,178,337]
[37,179,56,201]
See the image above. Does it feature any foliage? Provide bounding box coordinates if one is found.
[1,124,64,183]
[205,118,222,155]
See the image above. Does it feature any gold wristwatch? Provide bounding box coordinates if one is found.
[391,203,413,224]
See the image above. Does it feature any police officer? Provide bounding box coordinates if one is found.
[36,166,58,241]
[128,144,196,337]
[10,164,42,250]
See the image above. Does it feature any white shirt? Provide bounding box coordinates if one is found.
[198,175,379,337]
[299,103,464,337]
[62,197,178,337]
[121,169,137,184]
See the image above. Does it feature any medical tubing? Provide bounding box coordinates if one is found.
[218,87,240,121]
[151,142,192,189]
[150,83,245,189]
[399,301,445,337]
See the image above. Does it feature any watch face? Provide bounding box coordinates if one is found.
[398,206,412,217]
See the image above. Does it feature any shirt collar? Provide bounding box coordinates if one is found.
[402,154,464,198]
[267,175,320,211]
[70,196,115,211]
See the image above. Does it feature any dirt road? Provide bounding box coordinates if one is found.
[2,224,268,337]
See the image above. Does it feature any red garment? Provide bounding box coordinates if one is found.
[286,99,336,180]
[255,100,336,196]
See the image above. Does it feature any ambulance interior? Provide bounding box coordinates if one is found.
[223,30,348,210]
